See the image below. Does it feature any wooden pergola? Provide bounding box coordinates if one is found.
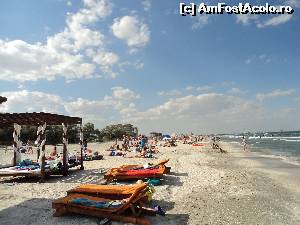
[0,112,84,182]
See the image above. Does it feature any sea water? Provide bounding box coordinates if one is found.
[222,131,300,166]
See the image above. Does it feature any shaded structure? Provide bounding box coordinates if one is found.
[0,112,84,182]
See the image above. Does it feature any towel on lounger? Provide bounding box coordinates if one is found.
[70,198,123,208]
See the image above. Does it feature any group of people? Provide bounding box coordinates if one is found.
[107,135,161,158]
[19,141,33,154]
[181,134,209,144]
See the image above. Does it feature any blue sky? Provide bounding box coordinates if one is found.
[0,0,299,134]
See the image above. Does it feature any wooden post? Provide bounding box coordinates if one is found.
[36,125,43,162]
[39,123,46,182]
[37,148,40,162]
[79,124,84,170]
[12,124,21,166]
[63,142,67,175]
[62,123,68,176]
[40,143,46,182]
[13,124,17,166]
[13,151,16,166]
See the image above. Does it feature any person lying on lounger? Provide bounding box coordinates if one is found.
[127,147,155,158]
[107,145,126,156]
[150,145,159,153]
[108,150,125,156]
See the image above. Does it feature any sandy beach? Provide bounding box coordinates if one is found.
[0,141,299,225]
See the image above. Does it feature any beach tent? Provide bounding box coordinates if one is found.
[0,112,84,182]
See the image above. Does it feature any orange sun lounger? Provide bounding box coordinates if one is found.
[53,183,153,225]
[67,183,149,200]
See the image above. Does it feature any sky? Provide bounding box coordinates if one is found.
[0,0,299,134]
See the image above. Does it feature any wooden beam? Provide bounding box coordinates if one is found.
[0,112,82,127]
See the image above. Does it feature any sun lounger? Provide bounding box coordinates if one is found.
[67,183,149,201]
[192,143,205,147]
[0,166,50,177]
[53,183,153,225]
[117,159,170,172]
[104,165,167,182]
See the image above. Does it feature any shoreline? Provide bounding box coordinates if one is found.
[222,141,300,223]
[0,141,299,224]
[223,141,300,193]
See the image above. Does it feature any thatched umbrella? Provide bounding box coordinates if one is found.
[0,96,7,104]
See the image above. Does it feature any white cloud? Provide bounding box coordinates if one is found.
[257,14,293,28]
[236,11,293,28]
[0,87,140,126]
[191,15,210,30]
[236,14,259,25]
[0,0,145,82]
[0,39,96,81]
[280,107,298,114]
[0,90,65,113]
[93,51,119,66]
[256,89,296,101]
[142,0,151,11]
[64,86,140,124]
[2,88,299,133]
[196,85,212,92]
[227,87,247,95]
[245,54,272,65]
[118,61,144,71]
[67,1,72,6]
[158,90,182,97]
[286,0,300,7]
[221,81,235,87]
[110,86,140,100]
[245,58,252,64]
[111,15,150,47]
[185,86,195,91]
[123,93,268,133]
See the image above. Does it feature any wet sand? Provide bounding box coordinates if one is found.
[0,141,299,225]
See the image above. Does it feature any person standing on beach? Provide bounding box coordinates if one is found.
[242,136,247,151]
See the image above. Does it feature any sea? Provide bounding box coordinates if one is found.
[221,131,300,166]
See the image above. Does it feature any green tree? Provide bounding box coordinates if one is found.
[83,122,95,142]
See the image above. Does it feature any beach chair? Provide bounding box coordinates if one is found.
[104,165,167,182]
[52,183,153,225]
[117,159,170,173]
[67,183,150,202]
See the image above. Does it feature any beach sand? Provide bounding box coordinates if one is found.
[0,141,299,225]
